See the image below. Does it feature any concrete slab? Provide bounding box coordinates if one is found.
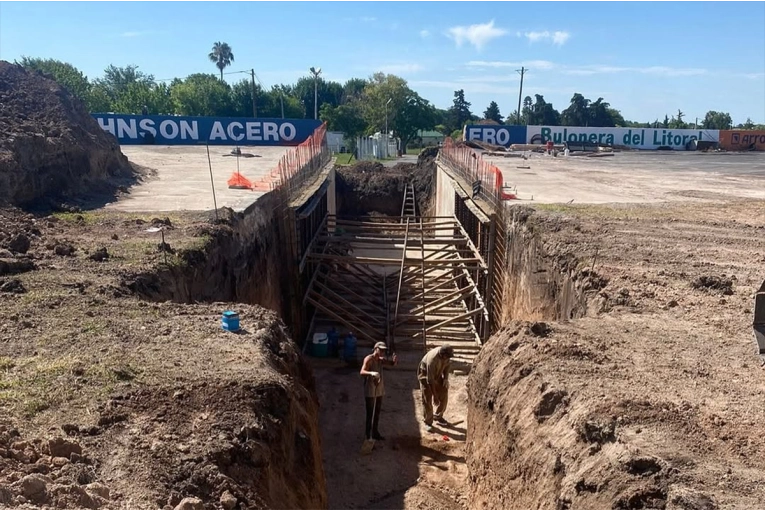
[106,145,290,212]
[490,151,765,204]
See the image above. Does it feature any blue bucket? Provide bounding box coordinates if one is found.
[222,310,240,332]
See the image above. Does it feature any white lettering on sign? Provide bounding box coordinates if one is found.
[159,120,179,139]
[138,118,157,137]
[279,123,296,141]
[246,122,262,141]
[179,121,198,140]
[527,126,720,150]
[209,121,226,141]
[93,115,309,144]
[117,118,137,139]
[263,122,278,141]
[227,122,244,142]
[98,117,116,136]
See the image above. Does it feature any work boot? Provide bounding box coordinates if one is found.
[372,433,385,441]
[435,416,448,425]
[425,423,435,433]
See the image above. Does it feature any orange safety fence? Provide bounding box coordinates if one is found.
[252,123,330,193]
[438,138,517,208]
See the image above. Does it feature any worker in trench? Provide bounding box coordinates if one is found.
[418,345,454,432]
[359,342,398,440]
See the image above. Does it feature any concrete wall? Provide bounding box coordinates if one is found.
[435,161,456,237]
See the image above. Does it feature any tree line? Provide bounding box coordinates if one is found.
[16,43,764,151]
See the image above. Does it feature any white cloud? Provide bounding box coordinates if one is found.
[456,75,520,83]
[377,63,423,74]
[447,20,507,50]
[420,29,431,39]
[410,79,569,96]
[120,31,143,38]
[522,30,571,45]
[552,31,570,45]
[361,16,377,22]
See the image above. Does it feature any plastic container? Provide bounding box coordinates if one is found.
[343,333,357,362]
[221,310,240,332]
[327,329,339,357]
[312,333,329,357]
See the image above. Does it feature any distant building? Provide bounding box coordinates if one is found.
[327,131,348,153]
[415,130,445,147]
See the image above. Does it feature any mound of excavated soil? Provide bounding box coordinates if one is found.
[0,61,135,207]
[335,157,435,216]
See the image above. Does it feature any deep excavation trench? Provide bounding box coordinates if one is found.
[125,152,600,509]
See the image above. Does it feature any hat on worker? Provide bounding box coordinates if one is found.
[373,342,388,351]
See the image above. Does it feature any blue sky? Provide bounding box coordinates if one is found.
[1,1,764,123]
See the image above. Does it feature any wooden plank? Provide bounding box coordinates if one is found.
[306,295,379,342]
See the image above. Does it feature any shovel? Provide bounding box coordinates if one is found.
[360,380,379,455]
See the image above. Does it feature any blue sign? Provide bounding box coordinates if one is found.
[92,114,322,146]
[463,125,527,147]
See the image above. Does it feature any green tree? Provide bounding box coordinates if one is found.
[111,82,173,114]
[483,101,503,123]
[702,110,733,130]
[18,57,91,103]
[208,42,234,81]
[360,72,410,134]
[320,102,366,151]
[393,92,437,150]
[662,114,670,128]
[170,73,233,116]
[447,89,472,132]
[342,78,368,104]
[293,76,344,119]
[527,95,561,125]
[94,64,155,100]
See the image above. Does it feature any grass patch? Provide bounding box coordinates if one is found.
[0,354,142,419]
[0,356,15,371]
[335,153,355,165]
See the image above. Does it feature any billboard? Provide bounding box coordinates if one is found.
[718,130,765,151]
[92,114,322,146]
[463,125,527,147]
[526,126,719,150]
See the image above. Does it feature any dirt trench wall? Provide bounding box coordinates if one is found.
[498,206,596,325]
[126,192,293,320]
[467,324,681,510]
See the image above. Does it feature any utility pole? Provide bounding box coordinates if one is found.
[516,66,526,125]
[309,66,322,120]
[249,69,257,118]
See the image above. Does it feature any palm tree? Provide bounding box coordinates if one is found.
[208,42,234,81]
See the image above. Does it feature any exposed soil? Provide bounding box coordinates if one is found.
[335,152,435,217]
[0,206,326,509]
[468,200,765,509]
[0,60,137,208]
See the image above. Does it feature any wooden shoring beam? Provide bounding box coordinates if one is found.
[399,285,476,321]
[316,235,472,246]
[307,253,484,267]
[313,279,385,326]
[315,271,385,311]
[455,261,489,323]
[299,214,328,273]
[306,295,380,342]
[332,219,458,229]
[408,274,465,302]
[419,216,427,349]
[415,307,485,336]
[391,218,411,348]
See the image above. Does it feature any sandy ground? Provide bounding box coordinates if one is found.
[311,350,470,510]
[492,151,765,204]
[109,146,290,212]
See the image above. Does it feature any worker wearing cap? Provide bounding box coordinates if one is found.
[418,345,454,430]
[359,341,398,440]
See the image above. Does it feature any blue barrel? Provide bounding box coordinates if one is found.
[343,333,357,363]
[327,329,339,357]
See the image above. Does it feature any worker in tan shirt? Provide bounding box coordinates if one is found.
[417,345,454,431]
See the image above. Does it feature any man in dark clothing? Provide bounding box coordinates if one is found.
[359,342,398,440]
